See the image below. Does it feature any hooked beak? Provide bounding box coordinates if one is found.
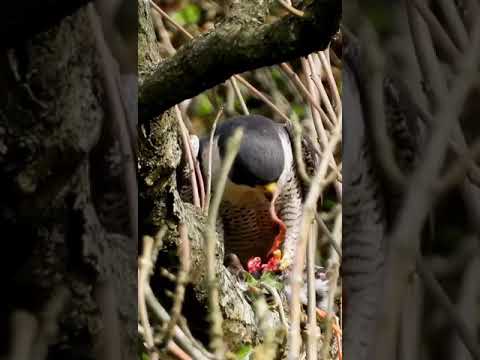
[258,182,278,201]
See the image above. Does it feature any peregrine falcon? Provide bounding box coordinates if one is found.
[197,115,318,273]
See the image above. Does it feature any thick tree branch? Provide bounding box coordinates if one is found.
[139,0,341,124]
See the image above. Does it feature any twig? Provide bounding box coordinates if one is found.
[300,57,341,183]
[321,211,341,360]
[31,286,71,360]
[373,10,480,360]
[259,282,289,332]
[175,106,201,208]
[87,3,138,244]
[450,255,480,359]
[150,1,193,40]
[168,341,193,360]
[416,255,480,359]
[150,1,292,124]
[307,55,337,129]
[406,0,446,110]
[280,62,329,120]
[288,125,341,360]
[355,21,407,190]
[235,75,291,123]
[398,275,422,360]
[411,0,460,65]
[301,58,333,133]
[152,11,176,56]
[278,0,305,17]
[436,0,469,50]
[8,311,38,360]
[315,213,341,257]
[205,128,244,359]
[139,235,158,360]
[230,77,249,115]
[253,297,280,358]
[435,136,480,192]
[317,51,341,120]
[291,119,312,185]
[205,108,223,213]
[145,286,213,360]
[306,225,318,360]
[161,224,191,348]
[94,281,122,360]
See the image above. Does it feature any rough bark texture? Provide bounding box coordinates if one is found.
[0,6,136,359]
[138,0,341,124]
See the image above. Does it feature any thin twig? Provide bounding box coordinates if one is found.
[168,341,193,360]
[151,1,284,123]
[205,128,244,359]
[280,62,329,120]
[373,11,480,360]
[321,211,341,360]
[150,1,193,40]
[416,255,480,359]
[288,125,341,360]
[300,57,340,181]
[205,108,223,213]
[291,119,312,185]
[315,213,341,257]
[87,3,138,244]
[94,281,122,360]
[139,235,158,360]
[235,75,291,123]
[307,55,337,128]
[8,311,38,360]
[259,282,289,332]
[161,224,191,348]
[411,0,461,65]
[230,77,249,115]
[145,286,213,360]
[306,225,318,360]
[175,106,201,208]
[435,136,480,192]
[31,286,71,360]
[436,0,469,50]
[278,0,305,17]
[317,51,341,121]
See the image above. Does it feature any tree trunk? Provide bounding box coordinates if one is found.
[0,5,136,359]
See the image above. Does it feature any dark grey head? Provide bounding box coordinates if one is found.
[201,115,285,187]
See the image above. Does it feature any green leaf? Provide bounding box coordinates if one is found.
[195,94,214,116]
[292,104,306,118]
[171,12,186,26]
[171,4,201,26]
[181,4,201,25]
[259,271,283,290]
[244,272,258,286]
[322,198,336,211]
[235,344,253,360]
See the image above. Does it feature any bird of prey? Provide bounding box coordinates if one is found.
[196,115,318,274]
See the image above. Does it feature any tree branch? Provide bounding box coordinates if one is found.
[139,0,341,124]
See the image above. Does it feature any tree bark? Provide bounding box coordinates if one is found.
[0,5,136,359]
